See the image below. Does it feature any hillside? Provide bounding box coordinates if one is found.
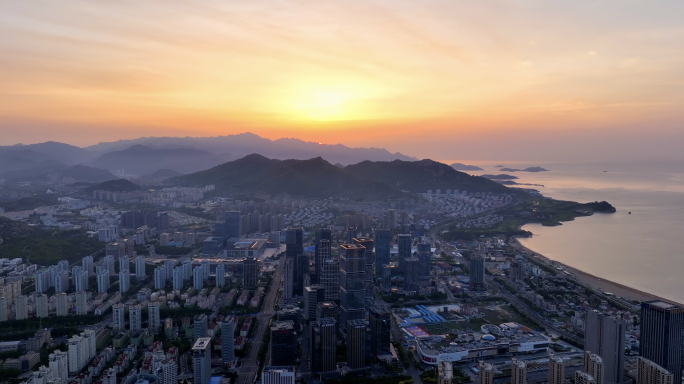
[174,154,403,198]
[175,155,514,197]
[85,132,417,165]
[85,179,141,193]
[91,145,230,175]
[450,163,483,171]
[0,142,94,165]
[345,159,514,193]
[1,165,115,183]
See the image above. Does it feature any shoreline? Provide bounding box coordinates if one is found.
[509,235,670,305]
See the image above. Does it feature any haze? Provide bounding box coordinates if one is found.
[1,0,683,162]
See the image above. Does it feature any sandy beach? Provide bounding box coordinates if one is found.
[509,236,668,304]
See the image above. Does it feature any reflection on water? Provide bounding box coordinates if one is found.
[445,161,684,304]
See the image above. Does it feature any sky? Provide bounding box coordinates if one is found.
[1,0,683,162]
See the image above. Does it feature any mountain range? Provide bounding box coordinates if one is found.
[172,154,512,197]
[0,133,418,179]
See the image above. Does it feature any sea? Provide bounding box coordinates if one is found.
[445,160,684,305]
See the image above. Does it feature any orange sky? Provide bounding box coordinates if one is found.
[1,1,683,160]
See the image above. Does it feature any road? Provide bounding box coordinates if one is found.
[236,258,285,384]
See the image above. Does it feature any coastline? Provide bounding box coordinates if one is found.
[509,235,668,304]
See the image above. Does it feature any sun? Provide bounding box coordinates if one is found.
[289,90,353,121]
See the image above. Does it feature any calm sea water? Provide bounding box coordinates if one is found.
[446,160,684,304]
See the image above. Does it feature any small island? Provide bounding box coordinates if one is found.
[500,166,549,172]
[481,174,519,180]
[450,162,483,171]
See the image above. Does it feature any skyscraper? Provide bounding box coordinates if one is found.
[194,314,208,340]
[319,243,339,301]
[314,228,332,278]
[221,316,235,363]
[397,234,411,273]
[346,319,367,369]
[75,291,87,315]
[304,285,325,321]
[243,257,258,289]
[404,257,420,292]
[339,244,366,333]
[0,297,6,322]
[201,260,210,281]
[135,255,146,279]
[216,264,226,288]
[262,367,295,384]
[637,357,674,384]
[271,321,296,366]
[15,295,28,320]
[154,266,166,290]
[192,338,212,384]
[469,255,485,291]
[548,354,565,384]
[585,310,625,384]
[119,269,130,292]
[103,255,115,277]
[49,350,68,384]
[193,266,204,291]
[478,361,494,384]
[82,255,94,277]
[310,317,336,374]
[374,229,390,276]
[164,260,174,280]
[369,307,391,359]
[316,301,339,324]
[182,259,192,281]
[112,303,125,331]
[148,301,160,332]
[55,293,68,316]
[36,294,48,318]
[97,269,110,293]
[129,304,142,331]
[283,257,294,300]
[382,264,391,290]
[511,358,527,384]
[639,300,684,384]
[417,242,432,277]
[225,211,241,239]
[286,228,304,294]
[173,266,183,290]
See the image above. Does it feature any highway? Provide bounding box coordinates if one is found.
[236,258,285,384]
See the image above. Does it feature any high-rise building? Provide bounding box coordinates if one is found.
[511,358,527,384]
[129,304,142,331]
[36,294,48,318]
[346,319,367,369]
[173,266,183,290]
[55,293,68,316]
[310,317,336,374]
[194,314,208,340]
[585,310,625,384]
[82,255,94,277]
[112,303,125,331]
[148,302,160,333]
[320,251,339,302]
[0,297,6,322]
[510,261,524,280]
[15,295,28,320]
[225,211,241,239]
[216,264,226,288]
[316,301,339,324]
[154,266,166,290]
[119,269,130,292]
[304,285,325,321]
[192,338,212,384]
[469,255,485,291]
[584,351,605,384]
[55,271,69,293]
[576,371,597,384]
[382,264,391,290]
[119,255,129,273]
[221,316,235,363]
[135,256,146,279]
[404,257,420,292]
[97,269,110,293]
[354,237,375,304]
[157,358,178,384]
[639,300,684,384]
[271,321,296,366]
[369,307,391,359]
[637,357,674,384]
[478,361,494,384]
[75,291,87,315]
[314,228,332,279]
[164,260,174,280]
[193,266,204,291]
[439,360,453,384]
[397,234,411,273]
[548,354,565,384]
[49,350,68,384]
[182,259,192,281]
[243,257,258,289]
[103,255,116,277]
[339,244,366,332]
[283,257,294,300]
[417,242,432,277]
[201,260,210,281]
[388,209,398,229]
[286,228,304,294]
[374,230,390,276]
[262,367,295,384]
